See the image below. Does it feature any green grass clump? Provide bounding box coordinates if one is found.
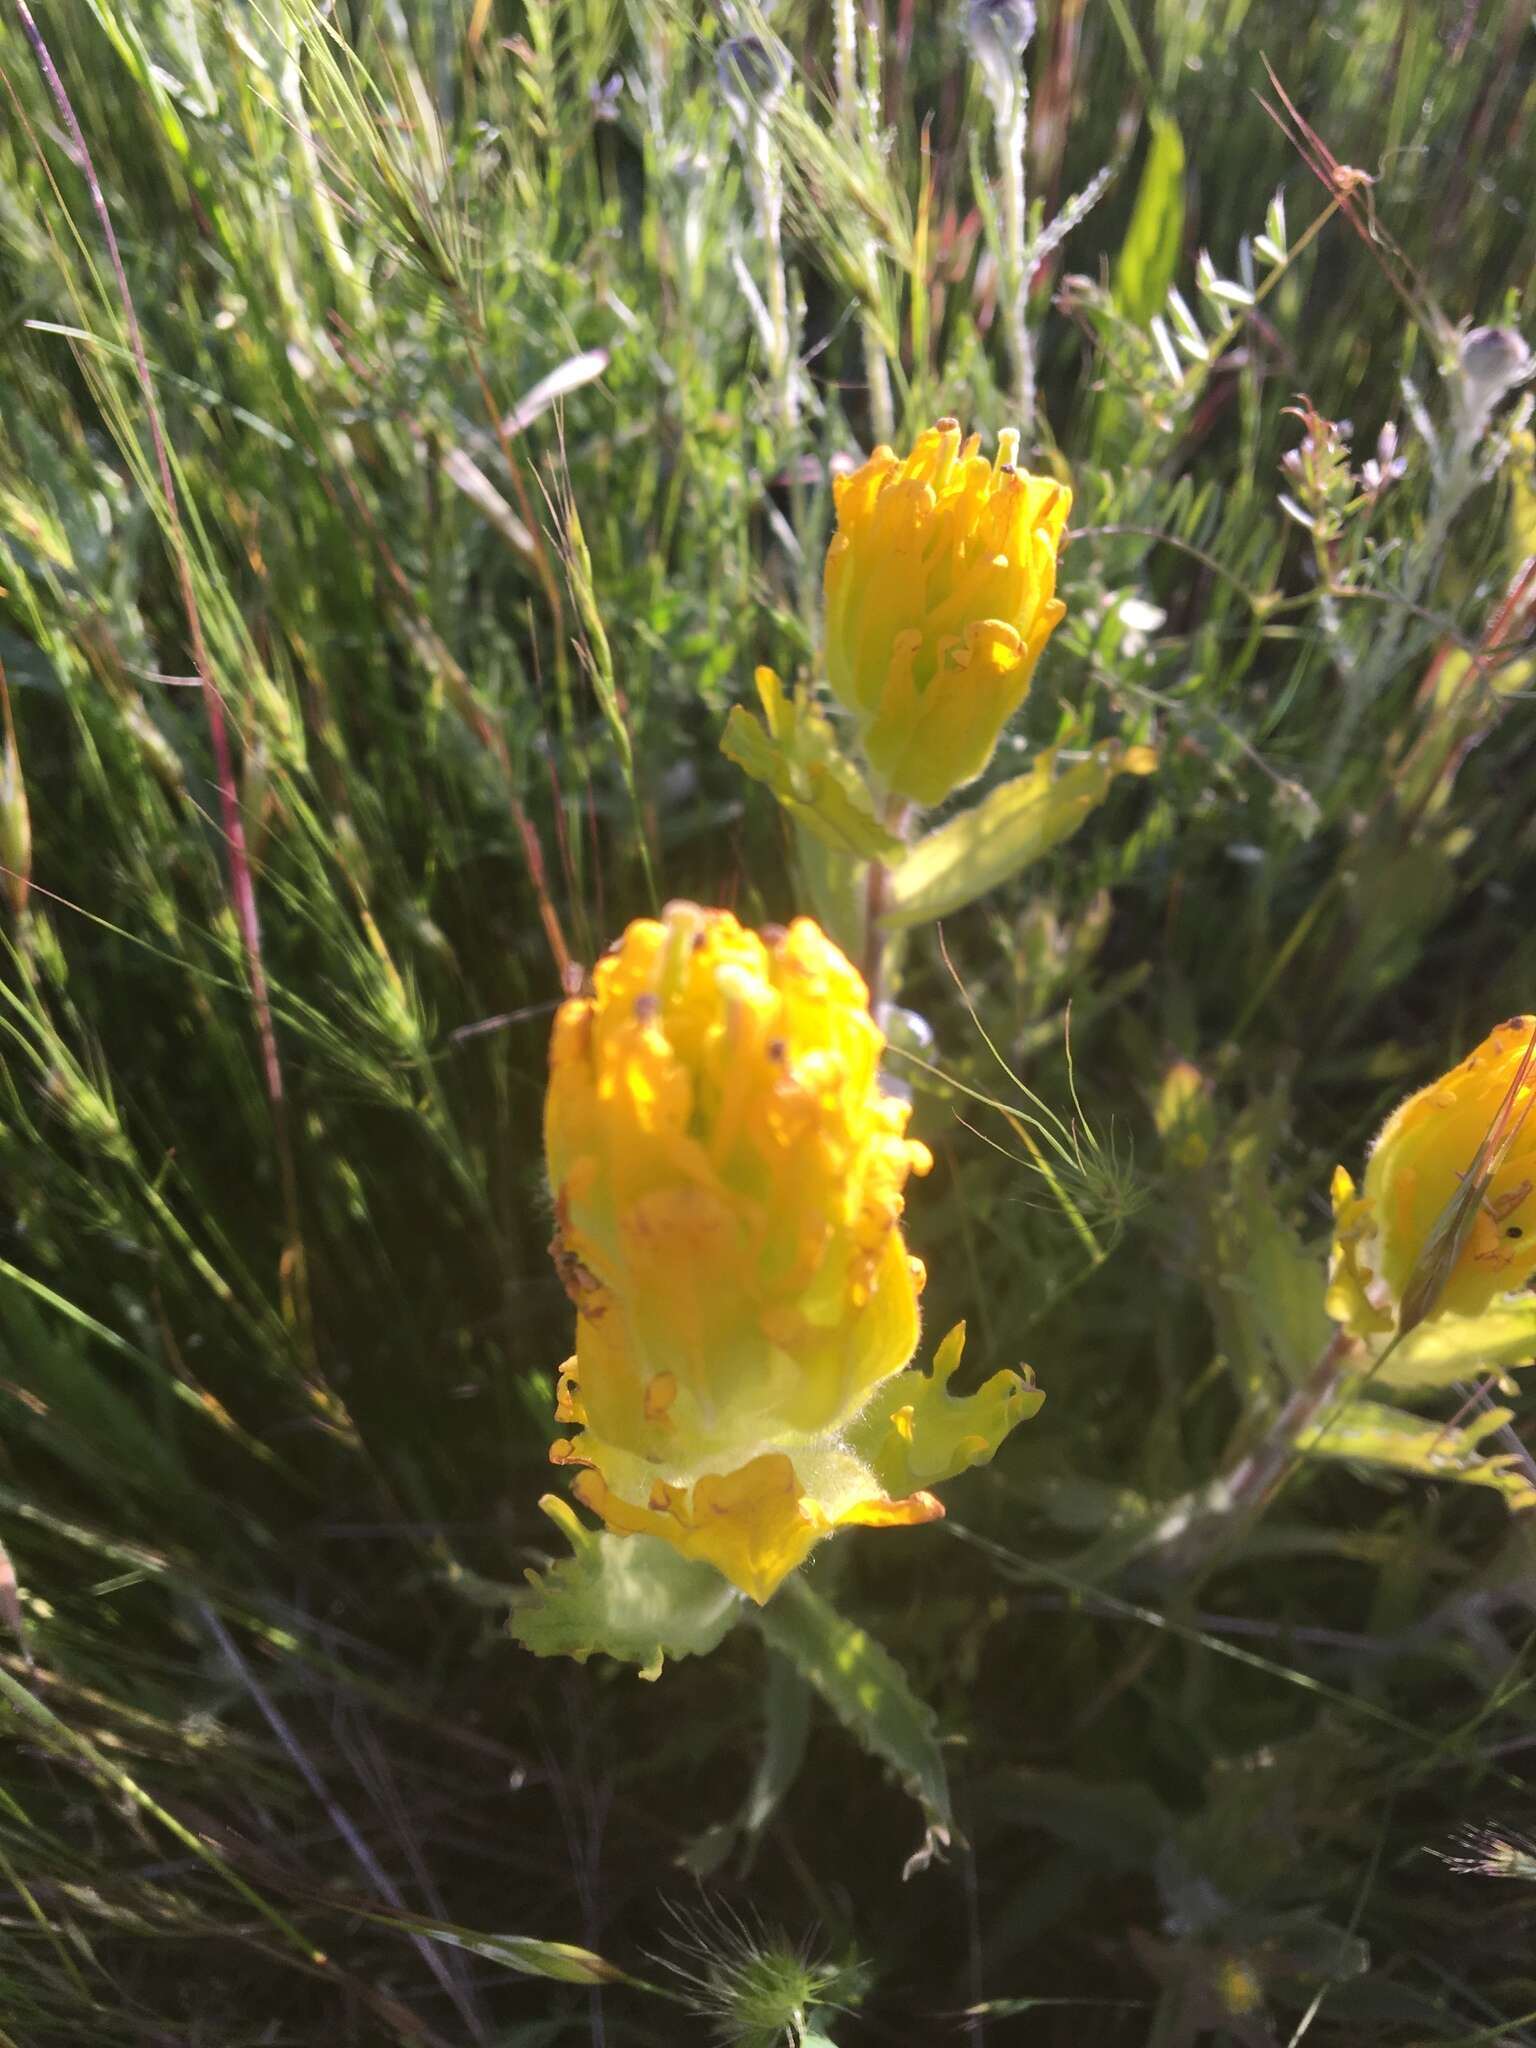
[1,1,1535,2041]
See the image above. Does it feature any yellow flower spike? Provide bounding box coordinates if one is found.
[1328,1017,1536,1339]
[544,902,949,1602]
[824,419,1071,806]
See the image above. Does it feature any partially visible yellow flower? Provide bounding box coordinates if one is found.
[1152,1058,1216,1172]
[545,902,944,1603]
[823,418,1071,807]
[1328,1016,1536,1339]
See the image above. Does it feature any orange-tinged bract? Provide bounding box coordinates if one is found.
[544,903,942,1603]
[1329,1017,1536,1337]
[823,419,1071,806]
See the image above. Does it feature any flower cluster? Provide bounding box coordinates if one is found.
[823,418,1071,806]
[544,903,969,1602]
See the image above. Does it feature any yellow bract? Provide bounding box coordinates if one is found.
[823,419,1071,806]
[1328,1016,1536,1338]
[565,1445,941,1610]
[545,902,945,1602]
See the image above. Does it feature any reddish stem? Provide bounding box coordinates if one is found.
[16,3,312,1350]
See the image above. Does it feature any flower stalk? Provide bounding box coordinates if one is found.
[1138,1328,1362,1584]
[833,0,895,442]
[968,2,1039,434]
[860,796,911,1008]
[720,36,798,436]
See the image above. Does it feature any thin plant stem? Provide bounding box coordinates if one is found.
[1214,1329,1360,1525]
[835,0,895,441]
[861,798,911,1007]
[1144,1328,1367,1584]
[862,306,897,445]
[199,1604,485,2039]
[971,28,1035,433]
[748,115,798,434]
[833,0,859,123]
[997,77,1034,434]
[862,847,891,1003]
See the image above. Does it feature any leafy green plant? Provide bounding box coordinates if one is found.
[1,2,1534,2043]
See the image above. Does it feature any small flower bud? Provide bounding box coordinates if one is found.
[716,34,789,133]
[1461,325,1533,401]
[1456,325,1533,440]
[1359,420,1407,500]
[968,0,1035,63]
[588,72,623,123]
[967,0,1036,111]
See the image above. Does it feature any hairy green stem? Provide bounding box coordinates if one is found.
[997,83,1034,435]
[835,0,895,441]
[861,798,912,1009]
[747,116,797,434]
[1143,1328,1362,1583]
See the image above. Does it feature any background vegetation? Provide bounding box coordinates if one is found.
[1,0,1535,2040]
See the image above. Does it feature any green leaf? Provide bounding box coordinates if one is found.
[882,743,1156,927]
[1113,112,1187,323]
[752,1575,952,1877]
[344,1905,679,2000]
[511,1496,743,1677]
[1203,1123,1333,1401]
[722,669,903,860]
[422,1928,632,1986]
[1297,1399,1536,1508]
[1377,1301,1536,1393]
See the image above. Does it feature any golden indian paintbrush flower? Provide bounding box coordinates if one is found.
[543,903,1030,1603]
[823,418,1071,807]
[1329,1016,1536,1339]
